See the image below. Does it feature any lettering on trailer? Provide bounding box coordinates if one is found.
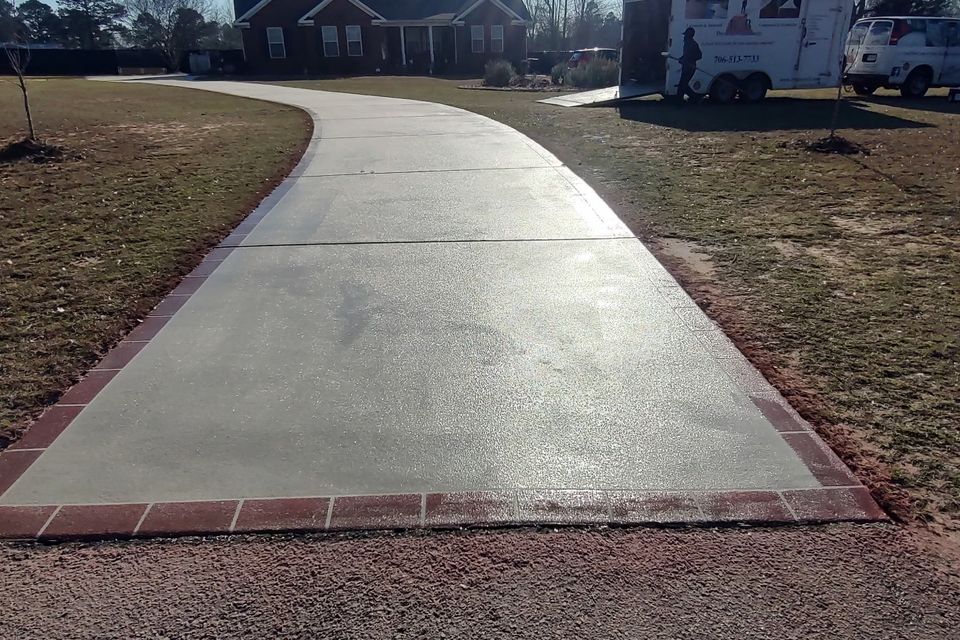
[714,54,761,63]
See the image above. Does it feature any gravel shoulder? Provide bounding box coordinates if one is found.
[2,524,958,639]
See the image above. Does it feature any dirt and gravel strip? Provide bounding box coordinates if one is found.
[2,524,957,639]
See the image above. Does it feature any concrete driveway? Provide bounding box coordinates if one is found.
[0,80,882,538]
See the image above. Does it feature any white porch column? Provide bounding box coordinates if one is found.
[428,25,435,73]
[400,26,407,68]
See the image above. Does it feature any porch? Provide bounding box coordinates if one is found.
[380,23,458,75]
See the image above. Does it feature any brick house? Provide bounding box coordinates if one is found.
[233,0,532,75]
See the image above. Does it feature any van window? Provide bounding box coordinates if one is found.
[890,18,930,46]
[923,19,946,46]
[865,20,893,46]
[848,22,870,46]
[944,21,960,47]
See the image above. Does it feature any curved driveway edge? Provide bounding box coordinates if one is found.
[0,79,884,540]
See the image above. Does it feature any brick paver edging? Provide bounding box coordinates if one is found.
[0,486,886,541]
[0,132,887,541]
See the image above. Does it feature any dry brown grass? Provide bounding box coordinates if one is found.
[0,78,310,446]
[270,76,959,530]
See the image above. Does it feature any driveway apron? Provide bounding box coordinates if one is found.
[0,80,883,536]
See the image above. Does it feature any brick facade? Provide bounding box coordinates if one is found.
[236,0,529,76]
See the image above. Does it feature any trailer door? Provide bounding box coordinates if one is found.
[940,20,960,85]
[620,0,670,87]
[794,0,848,87]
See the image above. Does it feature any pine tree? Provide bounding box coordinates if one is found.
[58,0,126,48]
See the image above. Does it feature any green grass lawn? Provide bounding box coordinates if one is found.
[0,78,311,446]
[270,76,959,531]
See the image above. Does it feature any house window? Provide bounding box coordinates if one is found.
[266,27,285,59]
[346,25,363,56]
[491,25,504,53]
[321,25,339,57]
[471,25,484,53]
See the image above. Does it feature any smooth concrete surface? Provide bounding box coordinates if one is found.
[318,113,508,138]
[241,168,631,245]
[294,132,561,177]
[2,80,824,506]
[2,240,817,504]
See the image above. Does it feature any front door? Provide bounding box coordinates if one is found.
[794,0,847,86]
[433,26,456,73]
[404,27,431,73]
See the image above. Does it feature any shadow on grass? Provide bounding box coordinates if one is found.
[231,73,481,82]
[615,97,932,132]
[851,94,960,115]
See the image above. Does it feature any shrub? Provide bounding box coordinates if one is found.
[565,58,619,89]
[550,62,566,85]
[483,59,515,87]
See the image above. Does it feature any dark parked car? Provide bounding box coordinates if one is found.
[567,48,619,68]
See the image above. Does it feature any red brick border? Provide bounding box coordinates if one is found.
[0,151,887,541]
[0,487,886,541]
[0,176,296,506]
[655,278,884,524]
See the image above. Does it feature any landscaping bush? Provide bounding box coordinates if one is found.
[564,58,619,89]
[550,62,566,85]
[483,59,515,87]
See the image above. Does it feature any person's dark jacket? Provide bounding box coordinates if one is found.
[679,38,702,69]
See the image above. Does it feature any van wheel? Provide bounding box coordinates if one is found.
[710,75,738,104]
[900,70,930,98]
[738,74,769,102]
[852,83,877,95]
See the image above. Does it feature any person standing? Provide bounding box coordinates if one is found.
[677,27,702,102]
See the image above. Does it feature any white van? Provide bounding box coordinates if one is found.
[844,17,960,97]
[619,0,854,103]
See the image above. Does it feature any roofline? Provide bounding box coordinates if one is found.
[234,0,273,23]
[299,0,385,24]
[238,0,387,26]
[371,18,459,25]
[238,0,531,29]
[856,15,957,20]
[454,0,525,23]
[451,19,530,25]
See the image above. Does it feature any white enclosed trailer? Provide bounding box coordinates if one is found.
[620,0,854,102]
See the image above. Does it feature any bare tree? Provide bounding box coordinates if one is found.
[531,0,618,49]
[3,32,36,140]
[125,0,214,67]
[531,0,566,49]
[561,0,568,42]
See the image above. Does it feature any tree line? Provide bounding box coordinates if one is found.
[529,0,622,51]
[861,0,959,16]
[0,0,240,66]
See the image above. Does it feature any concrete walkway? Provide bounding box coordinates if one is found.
[0,80,882,538]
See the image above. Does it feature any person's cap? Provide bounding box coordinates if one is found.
[683,27,696,36]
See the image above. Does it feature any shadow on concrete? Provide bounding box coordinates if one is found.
[615,97,932,132]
